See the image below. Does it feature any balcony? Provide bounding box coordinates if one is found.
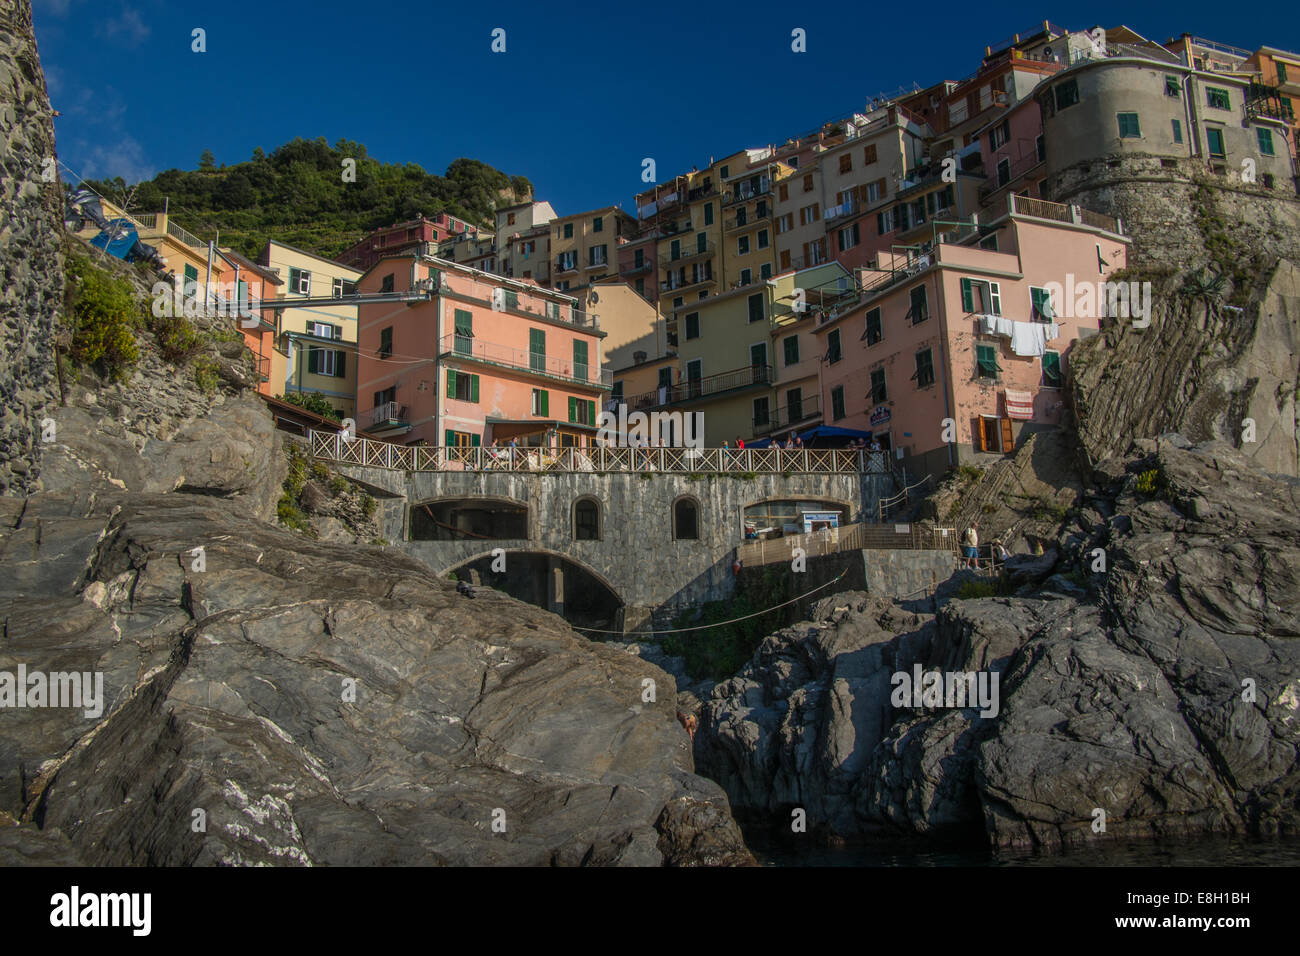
[753,393,822,434]
[621,259,653,276]
[824,199,858,222]
[437,333,613,387]
[660,269,715,294]
[723,179,772,205]
[687,180,718,202]
[370,401,408,428]
[658,240,716,265]
[584,255,611,271]
[1246,83,1296,122]
[724,207,773,232]
[626,364,772,408]
[1009,193,1120,233]
[554,258,579,274]
[979,151,1045,203]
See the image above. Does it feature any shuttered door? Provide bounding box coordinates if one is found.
[1000,417,1015,454]
[975,416,987,451]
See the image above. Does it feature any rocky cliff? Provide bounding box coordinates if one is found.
[697,437,1300,848]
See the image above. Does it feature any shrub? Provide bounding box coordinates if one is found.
[151,311,205,364]
[65,254,140,379]
[1135,468,1160,496]
[192,356,221,393]
[278,391,342,422]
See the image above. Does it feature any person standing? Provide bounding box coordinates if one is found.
[963,522,980,569]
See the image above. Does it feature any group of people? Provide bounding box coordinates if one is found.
[961,521,1012,569]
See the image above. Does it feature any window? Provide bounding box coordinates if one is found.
[1030,286,1056,322]
[839,154,852,174]
[783,335,799,365]
[310,321,340,340]
[838,223,860,251]
[995,157,1011,187]
[819,327,840,366]
[532,388,550,416]
[529,328,546,371]
[960,278,1001,315]
[567,397,596,425]
[1165,75,1181,97]
[374,386,395,411]
[1042,350,1063,387]
[720,165,730,178]
[753,396,770,427]
[1036,135,1045,161]
[333,277,356,297]
[573,340,589,381]
[913,348,935,388]
[183,263,199,301]
[703,203,714,226]
[776,213,794,233]
[989,120,1010,150]
[507,212,516,225]
[750,342,767,370]
[787,387,803,421]
[831,385,845,420]
[445,369,480,402]
[588,245,607,267]
[803,173,814,192]
[673,498,699,540]
[1206,126,1226,158]
[1206,87,1231,110]
[869,368,887,403]
[1257,127,1276,156]
[863,143,877,164]
[453,309,473,355]
[563,223,574,239]
[592,216,603,233]
[658,367,673,389]
[308,346,346,378]
[738,235,750,255]
[740,268,752,285]
[778,183,789,201]
[757,229,769,250]
[379,326,393,359]
[673,296,684,308]
[877,208,896,235]
[863,308,882,345]
[1278,62,1289,85]
[380,273,394,293]
[1172,119,1183,143]
[685,312,700,340]
[289,267,311,295]
[574,498,600,540]
[1118,112,1141,138]
[760,263,772,280]
[1054,78,1079,111]
[444,430,478,448]
[976,343,1001,379]
[907,285,929,324]
[800,203,821,226]
[635,278,645,295]
[745,293,765,323]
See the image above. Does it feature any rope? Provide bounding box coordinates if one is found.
[570,569,848,637]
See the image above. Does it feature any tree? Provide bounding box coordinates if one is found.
[199,149,216,170]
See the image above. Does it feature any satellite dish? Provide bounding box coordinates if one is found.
[1044,46,1053,58]
[590,290,600,304]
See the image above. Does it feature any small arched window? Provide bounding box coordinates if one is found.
[574,497,601,540]
[674,498,699,540]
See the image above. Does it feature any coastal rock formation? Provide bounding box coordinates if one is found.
[696,437,1300,849]
[0,476,753,865]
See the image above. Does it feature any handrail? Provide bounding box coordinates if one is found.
[310,430,869,475]
[737,520,959,567]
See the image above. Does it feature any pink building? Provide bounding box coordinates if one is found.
[356,255,610,449]
[813,195,1129,480]
[975,96,1048,212]
[340,214,481,271]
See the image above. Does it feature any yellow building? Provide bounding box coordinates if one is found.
[718,149,791,291]
[577,277,666,371]
[259,240,362,418]
[550,206,635,293]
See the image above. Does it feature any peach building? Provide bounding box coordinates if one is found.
[813,195,1129,480]
[356,255,610,449]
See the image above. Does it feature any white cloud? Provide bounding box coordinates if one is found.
[76,133,155,185]
[99,7,150,47]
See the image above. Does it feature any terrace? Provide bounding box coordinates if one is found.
[437,333,614,387]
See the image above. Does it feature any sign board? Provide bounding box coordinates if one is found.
[802,511,841,533]
[894,524,911,534]
[869,405,892,427]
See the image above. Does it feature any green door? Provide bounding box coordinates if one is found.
[530,328,546,372]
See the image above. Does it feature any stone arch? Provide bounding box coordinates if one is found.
[671,494,701,540]
[409,494,532,541]
[572,495,602,541]
[740,494,857,535]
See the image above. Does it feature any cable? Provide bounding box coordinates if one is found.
[569,569,848,636]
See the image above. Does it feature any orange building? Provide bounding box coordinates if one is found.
[218,249,282,394]
[356,256,610,449]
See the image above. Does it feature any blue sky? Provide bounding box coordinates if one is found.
[33,0,1298,220]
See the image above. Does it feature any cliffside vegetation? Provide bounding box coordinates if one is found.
[80,139,532,260]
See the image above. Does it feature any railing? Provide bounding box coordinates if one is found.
[658,240,716,264]
[825,200,858,222]
[310,431,870,475]
[626,364,772,407]
[753,394,822,434]
[554,258,579,273]
[621,259,653,276]
[737,521,959,566]
[878,474,933,521]
[166,218,207,249]
[1010,194,1072,223]
[724,208,773,231]
[660,270,714,293]
[723,180,772,205]
[979,152,1045,202]
[437,333,614,387]
[370,401,406,427]
[1078,208,1119,232]
[256,355,271,382]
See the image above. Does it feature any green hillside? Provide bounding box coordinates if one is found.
[80,137,531,261]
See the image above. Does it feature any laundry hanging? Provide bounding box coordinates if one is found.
[1009,321,1048,356]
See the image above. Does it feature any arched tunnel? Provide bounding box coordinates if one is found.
[449,551,625,635]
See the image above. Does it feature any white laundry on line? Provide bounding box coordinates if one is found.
[1010,321,1047,356]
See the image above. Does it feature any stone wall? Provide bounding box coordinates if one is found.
[0,0,62,495]
[327,463,866,630]
[862,548,957,602]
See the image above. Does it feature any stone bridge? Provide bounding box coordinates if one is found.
[309,432,898,632]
